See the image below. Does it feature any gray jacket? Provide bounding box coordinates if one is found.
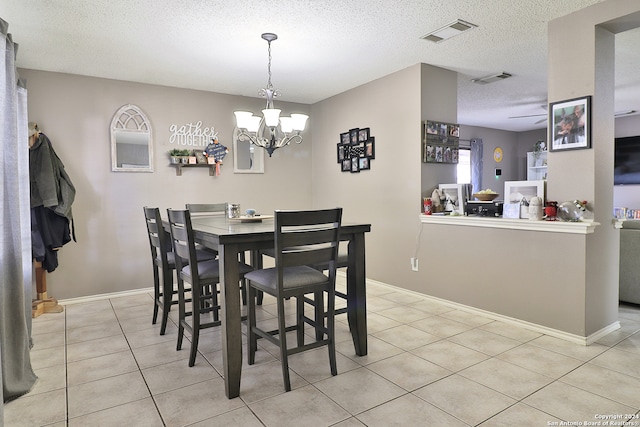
[29,133,75,222]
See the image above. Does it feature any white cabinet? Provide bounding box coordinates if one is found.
[527,151,547,181]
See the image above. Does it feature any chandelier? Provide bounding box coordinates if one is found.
[234,33,309,157]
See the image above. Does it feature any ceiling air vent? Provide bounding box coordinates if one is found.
[471,72,513,85]
[421,19,477,43]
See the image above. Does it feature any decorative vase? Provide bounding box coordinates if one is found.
[557,201,586,222]
[528,196,543,220]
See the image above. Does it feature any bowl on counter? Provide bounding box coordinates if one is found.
[472,193,499,202]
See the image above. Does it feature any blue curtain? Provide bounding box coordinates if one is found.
[1,17,37,408]
[470,138,483,193]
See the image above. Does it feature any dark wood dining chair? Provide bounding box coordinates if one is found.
[143,206,176,335]
[186,202,257,307]
[262,241,349,335]
[167,208,253,367]
[143,207,215,335]
[245,208,342,391]
[185,203,227,255]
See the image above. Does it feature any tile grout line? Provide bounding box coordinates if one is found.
[111,297,170,427]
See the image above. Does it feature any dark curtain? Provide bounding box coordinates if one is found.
[470,138,483,193]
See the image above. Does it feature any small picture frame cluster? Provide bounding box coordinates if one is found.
[423,120,460,164]
[337,127,375,173]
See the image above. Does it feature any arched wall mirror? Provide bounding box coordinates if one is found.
[233,127,264,173]
[111,104,153,172]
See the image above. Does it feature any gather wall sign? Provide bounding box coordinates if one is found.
[168,121,218,147]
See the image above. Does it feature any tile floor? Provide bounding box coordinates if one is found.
[5,278,640,427]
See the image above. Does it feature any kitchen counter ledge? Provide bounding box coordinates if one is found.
[420,214,600,234]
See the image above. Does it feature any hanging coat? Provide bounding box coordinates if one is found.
[29,132,76,272]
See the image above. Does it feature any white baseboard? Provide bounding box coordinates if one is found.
[365,278,620,346]
[58,275,621,346]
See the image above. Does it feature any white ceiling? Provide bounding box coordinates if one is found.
[3,0,639,132]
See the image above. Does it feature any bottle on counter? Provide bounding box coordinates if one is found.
[423,198,432,215]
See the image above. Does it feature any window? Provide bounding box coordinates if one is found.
[457,147,471,184]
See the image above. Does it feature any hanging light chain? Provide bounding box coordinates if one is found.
[266,39,273,91]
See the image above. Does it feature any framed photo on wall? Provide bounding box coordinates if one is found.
[350,157,359,173]
[358,128,370,142]
[549,96,591,152]
[423,120,460,163]
[358,157,370,170]
[349,128,359,144]
[365,137,375,159]
[337,143,349,163]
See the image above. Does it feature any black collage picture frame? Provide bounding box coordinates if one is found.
[337,127,375,173]
[423,120,460,164]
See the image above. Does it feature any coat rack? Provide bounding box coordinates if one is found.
[29,123,72,317]
[32,261,64,317]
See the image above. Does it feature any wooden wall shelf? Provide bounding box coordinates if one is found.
[170,163,217,176]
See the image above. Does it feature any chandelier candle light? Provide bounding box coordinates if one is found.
[234,33,309,157]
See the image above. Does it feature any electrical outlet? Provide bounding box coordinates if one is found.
[411,257,419,271]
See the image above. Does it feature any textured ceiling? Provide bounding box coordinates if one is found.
[3,0,639,132]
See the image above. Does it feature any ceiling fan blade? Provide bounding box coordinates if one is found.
[508,113,547,119]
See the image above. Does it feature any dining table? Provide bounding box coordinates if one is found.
[168,213,371,399]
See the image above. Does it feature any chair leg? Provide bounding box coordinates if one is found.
[277,298,291,392]
[189,283,203,367]
[189,326,199,367]
[327,288,337,376]
[296,296,305,347]
[160,269,173,335]
[247,283,258,365]
[241,278,247,306]
[211,283,220,322]
[314,291,325,340]
[257,290,264,305]
[248,250,264,306]
[176,277,186,351]
[152,265,160,325]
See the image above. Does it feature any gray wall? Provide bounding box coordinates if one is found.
[311,63,426,291]
[547,1,640,335]
[23,69,312,299]
[25,64,438,300]
[420,64,458,201]
[517,129,548,180]
[459,125,519,193]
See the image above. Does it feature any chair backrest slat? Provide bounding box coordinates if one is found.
[143,206,172,266]
[281,228,337,248]
[277,209,341,227]
[274,208,342,288]
[282,247,335,268]
[186,203,228,215]
[167,209,198,272]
